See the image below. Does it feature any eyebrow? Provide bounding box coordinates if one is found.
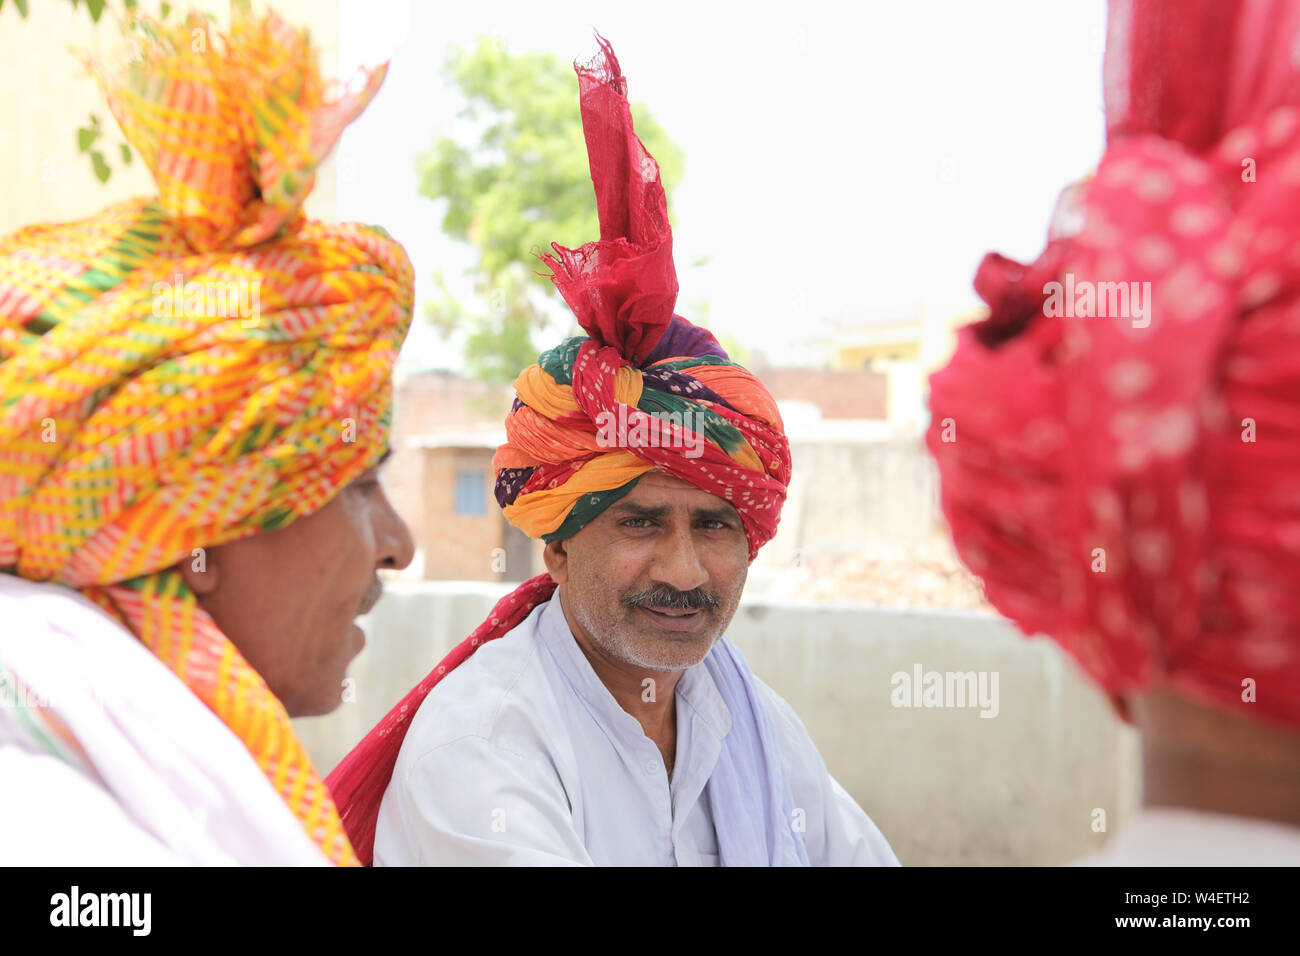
[694,506,740,524]
[610,503,670,519]
[376,447,393,468]
[608,501,739,523]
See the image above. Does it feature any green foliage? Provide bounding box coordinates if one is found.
[9,1,183,183]
[418,38,685,383]
[2,0,135,22]
[441,264,562,386]
[76,116,100,153]
[90,149,111,182]
[77,111,130,183]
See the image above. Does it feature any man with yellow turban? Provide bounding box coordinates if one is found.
[0,9,413,865]
[327,38,898,867]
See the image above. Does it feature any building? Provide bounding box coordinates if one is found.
[389,365,900,585]
[827,305,986,434]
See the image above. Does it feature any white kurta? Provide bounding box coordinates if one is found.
[375,593,899,866]
[1075,808,1300,865]
[0,573,328,866]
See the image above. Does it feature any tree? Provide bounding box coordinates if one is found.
[418,38,685,383]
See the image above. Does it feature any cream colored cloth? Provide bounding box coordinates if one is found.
[1077,808,1300,866]
[0,574,327,865]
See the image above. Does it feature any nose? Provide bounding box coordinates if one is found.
[649,523,708,594]
[375,490,416,572]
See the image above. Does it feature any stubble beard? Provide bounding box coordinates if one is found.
[570,579,745,673]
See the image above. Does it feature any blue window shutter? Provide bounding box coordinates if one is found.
[454,469,486,516]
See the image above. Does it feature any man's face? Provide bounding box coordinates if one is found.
[545,470,750,672]
[179,452,414,717]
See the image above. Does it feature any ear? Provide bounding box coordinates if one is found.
[176,544,221,597]
[542,538,570,584]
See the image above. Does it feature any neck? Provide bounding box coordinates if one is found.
[1134,686,1300,827]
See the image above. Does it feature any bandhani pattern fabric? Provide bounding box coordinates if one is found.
[926,0,1300,732]
[0,9,414,865]
[326,36,791,864]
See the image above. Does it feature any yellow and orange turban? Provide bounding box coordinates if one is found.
[0,9,413,864]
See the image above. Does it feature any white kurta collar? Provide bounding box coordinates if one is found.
[536,589,733,746]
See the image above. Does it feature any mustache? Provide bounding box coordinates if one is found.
[358,579,384,616]
[621,584,720,612]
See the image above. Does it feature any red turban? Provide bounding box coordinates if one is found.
[927,0,1300,732]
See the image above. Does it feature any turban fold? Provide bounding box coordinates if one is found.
[327,36,790,863]
[501,37,790,559]
[0,9,413,864]
[926,0,1300,732]
[494,321,789,560]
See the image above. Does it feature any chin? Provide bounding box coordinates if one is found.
[291,696,343,719]
[280,664,354,718]
[624,635,719,672]
[284,680,348,718]
[286,625,366,717]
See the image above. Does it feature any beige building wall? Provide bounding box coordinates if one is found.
[420,447,503,581]
[0,0,341,238]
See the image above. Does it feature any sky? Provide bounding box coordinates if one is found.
[332,0,1109,372]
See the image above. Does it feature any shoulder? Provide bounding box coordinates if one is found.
[748,671,823,770]
[731,664,838,813]
[745,663,900,866]
[0,574,328,866]
[0,574,117,633]
[1076,810,1300,866]
[375,599,587,864]
[0,574,160,711]
[0,739,184,865]
[0,575,159,681]
[395,599,565,770]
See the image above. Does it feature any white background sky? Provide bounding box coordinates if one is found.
[332,0,1108,372]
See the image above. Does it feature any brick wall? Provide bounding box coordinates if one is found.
[419,447,502,581]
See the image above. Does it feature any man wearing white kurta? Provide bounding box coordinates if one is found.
[375,589,896,866]
[373,474,899,867]
[341,38,897,867]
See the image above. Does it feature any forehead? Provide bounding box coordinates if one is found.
[621,470,737,514]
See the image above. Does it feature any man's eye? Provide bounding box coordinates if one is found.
[622,517,652,528]
[699,518,737,531]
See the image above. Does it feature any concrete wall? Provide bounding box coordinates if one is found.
[757,436,941,571]
[293,583,1140,866]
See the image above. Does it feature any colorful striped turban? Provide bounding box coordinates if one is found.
[495,41,789,560]
[926,0,1300,732]
[0,9,413,865]
[327,36,791,863]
